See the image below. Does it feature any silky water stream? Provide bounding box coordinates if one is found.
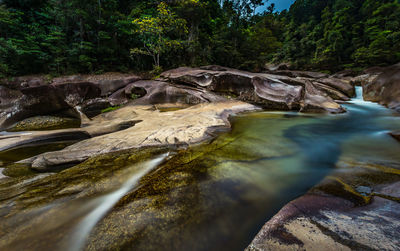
[0,87,399,251]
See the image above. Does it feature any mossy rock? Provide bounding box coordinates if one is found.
[7,116,81,132]
[310,160,400,206]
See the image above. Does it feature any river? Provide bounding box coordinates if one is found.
[0,87,399,250]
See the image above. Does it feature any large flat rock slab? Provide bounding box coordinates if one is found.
[14,102,258,171]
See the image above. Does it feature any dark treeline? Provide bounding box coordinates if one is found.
[0,0,399,77]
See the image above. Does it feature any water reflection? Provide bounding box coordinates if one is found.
[0,88,399,251]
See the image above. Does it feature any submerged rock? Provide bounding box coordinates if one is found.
[0,131,91,163]
[247,160,400,251]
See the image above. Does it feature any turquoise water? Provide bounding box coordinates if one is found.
[0,87,400,250]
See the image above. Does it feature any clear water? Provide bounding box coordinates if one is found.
[0,87,399,250]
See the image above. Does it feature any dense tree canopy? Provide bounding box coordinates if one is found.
[278,0,400,70]
[0,0,399,77]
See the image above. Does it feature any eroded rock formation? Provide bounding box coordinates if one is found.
[161,66,351,113]
[363,63,400,112]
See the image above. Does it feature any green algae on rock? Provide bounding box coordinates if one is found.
[7,116,81,132]
[0,111,321,251]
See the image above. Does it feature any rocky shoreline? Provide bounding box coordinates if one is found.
[0,64,399,250]
[0,65,358,170]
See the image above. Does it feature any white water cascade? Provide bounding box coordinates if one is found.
[66,153,169,251]
[354,86,364,101]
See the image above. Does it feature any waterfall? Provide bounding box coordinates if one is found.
[355,86,364,101]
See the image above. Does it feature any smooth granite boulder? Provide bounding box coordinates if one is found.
[363,63,400,112]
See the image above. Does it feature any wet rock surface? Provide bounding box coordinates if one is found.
[1,66,400,251]
[0,113,313,251]
[247,160,400,251]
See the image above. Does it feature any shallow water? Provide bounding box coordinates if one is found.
[0,87,400,250]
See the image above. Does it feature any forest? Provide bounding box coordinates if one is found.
[0,0,399,77]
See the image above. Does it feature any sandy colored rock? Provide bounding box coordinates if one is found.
[14,101,258,170]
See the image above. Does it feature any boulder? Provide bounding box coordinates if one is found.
[312,82,351,101]
[51,82,101,106]
[162,67,346,113]
[161,67,218,87]
[363,66,386,75]
[0,75,50,89]
[199,65,228,71]
[331,69,358,78]
[252,77,302,110]
[247,192,400,251]
[263,70,329,79]
[95,76,140,96]
[264,63,291,72]
[0,85,80,131]
[0,109,145,163]
[363,63,400,112]
[51,75,84,84]
[300,79,345,113]
[110,80,227,106]
[52,73,141,96]
[80,98,112,118]
[315,77,355,97]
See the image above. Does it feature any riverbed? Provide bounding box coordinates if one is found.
[0,87,399,251]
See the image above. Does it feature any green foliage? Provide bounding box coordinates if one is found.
[101,105,122,113]
[131,2,188,68]
[0,0,399,77]
[130,93,140,100]
[278,0,400,70]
